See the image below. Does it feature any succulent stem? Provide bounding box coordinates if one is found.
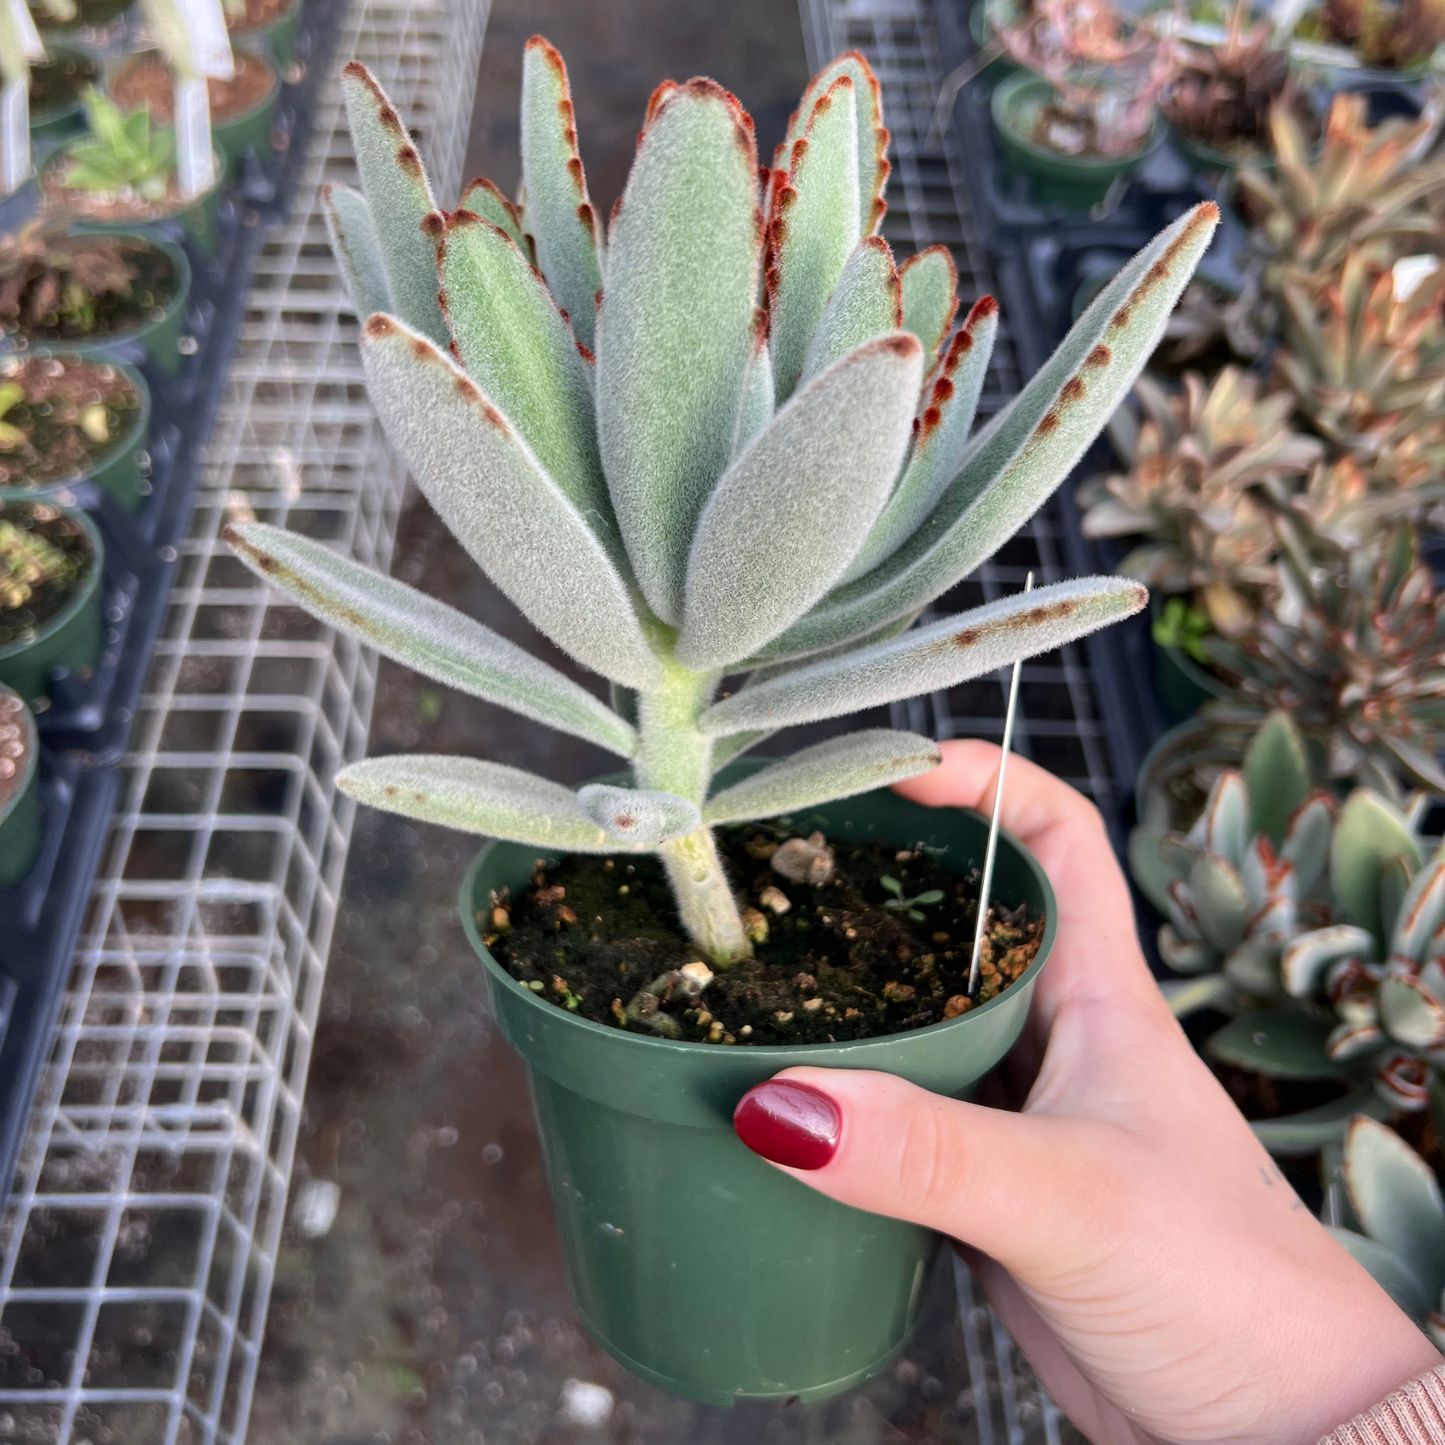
[633,647,752,966]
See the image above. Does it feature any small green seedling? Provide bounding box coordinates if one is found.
[1152,594,1212,664]
[880,875,945,922]
[64,89,176,200]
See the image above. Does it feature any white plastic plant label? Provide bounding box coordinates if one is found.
[142,0,234,199]
[172,0,233,79]
[0,0,43,195]
[174,74,216,198]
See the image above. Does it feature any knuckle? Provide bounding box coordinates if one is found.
[890,1098,969,1222]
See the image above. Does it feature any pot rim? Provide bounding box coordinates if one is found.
[990,70,1165,170]
[0,684,38,828]
[0,349,150,500]
[105,43,282,128]
[42,138,224,220]
[29,40,103,125]
[227,0,304,39]
[0,500,103,664]
[460,796,1058,1060]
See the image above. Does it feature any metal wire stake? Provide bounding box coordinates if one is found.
[968,572,1033,999]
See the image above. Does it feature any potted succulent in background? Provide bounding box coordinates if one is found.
[1077,367,1322,718]
[0,352,150,509]
[1290,0,1445,86]
[224,0,304,71]
[40,90,222,255]
[0,685,40,889]
[0,498,102,702]
[227,43,1217,1403]
[107,45,281,180]
[987,0,1178,209]
[27,42,100,142]
[1160,0,1306,171]
[0,224,192,376]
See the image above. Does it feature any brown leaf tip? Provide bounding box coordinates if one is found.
[526,34,568,79]
[343,60,389,112]
[419,210,444,237]
[363,314,395,338]
[966,294,999,323]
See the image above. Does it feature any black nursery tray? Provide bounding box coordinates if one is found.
[0,0,346,1195]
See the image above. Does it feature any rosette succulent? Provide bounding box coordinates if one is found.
[225,44,1215,965]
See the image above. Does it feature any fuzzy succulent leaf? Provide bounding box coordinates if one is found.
[225,523,637,759]
[1281,924,1375,996]
[1394,859,1445,966]
[1190,853,1251,952]
[1189,771,1249,870]
[337,755,649,851]
[700,576,1145,735]
[1244,711,1311,848]
[1332,789,1422,946]
[438,212,613,545]
[731,325,775,459]
[844,296,999,584]
[757,203,1220,660]
[459,177,532,259]
[1379,976,1445,1049]
[1160,972,1239,1017]
[1327,1226,1434,1321]
[359,314,662,689]
[1252,1084,1388,1155]
[1282,794,1335,895]
[783,50,888,239]
[677,332,924,669]
[340,63,447,346]
[769,76,861,403]
[1206,1007,1345,1078]
[519,37,604,350]
[576,784,700,846]
[1345,1116,1445,1305]
[1129,824,1179,916]
[898,245,959,365]
[596,79,760,624]
[321,183,391,321]
[710,729,774,770]
[701,730,941,824]
[799,237,901,385]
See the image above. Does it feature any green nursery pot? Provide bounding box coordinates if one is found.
[461,780,1057,1405]
[0,688,41,889]
[1150,598,1231,723]
[231,0,304,69]
[28,44,101,141]
[0,505,103,703]
[991,71,1163,211]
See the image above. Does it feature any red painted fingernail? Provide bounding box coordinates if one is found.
[733,1080,841,1170]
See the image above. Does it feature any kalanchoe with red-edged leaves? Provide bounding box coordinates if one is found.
[227,42,1215,967]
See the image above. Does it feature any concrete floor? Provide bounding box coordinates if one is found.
[247,4,1020,1440]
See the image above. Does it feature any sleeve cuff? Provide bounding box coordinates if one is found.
[1320,1362,1445,1445]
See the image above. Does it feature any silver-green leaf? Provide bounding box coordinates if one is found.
[338,755,648,851]
[799,236,901,385]
[340,62,447,346]
[700,576,1146,735]
[321,182,391,320]
[757,203,1220,660]
[224,522,636,759]
[702,730,941,824]
[677,332,924,669]
[360,313,662,689]
[577,784,700,846]
[459,176,532,260]
[1345,1116,1445,1305]
[899,245,958,365]
[520,37,604,349]
[438,211,613,546]
[596,78,761,623]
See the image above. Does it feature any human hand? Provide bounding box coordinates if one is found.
[733,740,1438,1445]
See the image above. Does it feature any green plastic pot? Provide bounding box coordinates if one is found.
[968,2,1019,90]
[0,687,41,889]
[106,46,281,183]
[0,504,103,703]
[1150,596,1230,724]
[991,72,1163,211]
[230,0,304,69]
[4,354,151,510]
[28,43,101,142]
[461,777,1057,1405]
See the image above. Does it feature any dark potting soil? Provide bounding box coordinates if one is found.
[111,49,277,125]
[28,49,99,115]
[491,827,1044,1045]
[0,355,141,489]
[0,231,177,347]
[0,691,28,809]
[0,501,94,647]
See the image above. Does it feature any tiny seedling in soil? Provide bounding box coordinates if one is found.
[0,226,178,348]
[0,502,94,648]
[879,874,945,922]
[0,355,142,490]
[493,828,1043,1046]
